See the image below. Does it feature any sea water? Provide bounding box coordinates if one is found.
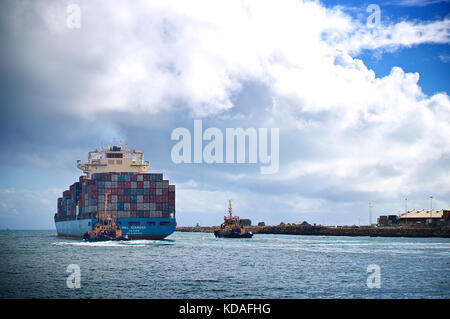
[0,230,448,298]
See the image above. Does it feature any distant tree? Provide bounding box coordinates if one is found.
[258,222,265,227]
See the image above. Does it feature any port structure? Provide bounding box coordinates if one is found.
[77,145,150,178]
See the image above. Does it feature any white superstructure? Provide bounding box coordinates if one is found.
[77,145,149,178]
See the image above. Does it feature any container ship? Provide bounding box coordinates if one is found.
[54,145,176,240]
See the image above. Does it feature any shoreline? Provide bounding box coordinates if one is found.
[176,225,450,238]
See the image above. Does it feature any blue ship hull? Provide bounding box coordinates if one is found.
[55,217,176,240]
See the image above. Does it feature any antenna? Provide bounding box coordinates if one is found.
[430,196,433,222]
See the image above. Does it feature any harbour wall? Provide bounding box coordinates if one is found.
[176,225,450,238]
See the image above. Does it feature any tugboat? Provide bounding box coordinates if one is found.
[214,200,253,238]
[83,191,129,242]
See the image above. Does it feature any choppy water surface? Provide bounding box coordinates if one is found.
[0,230,448,298]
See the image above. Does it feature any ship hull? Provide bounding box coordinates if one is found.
[55,217,176,240]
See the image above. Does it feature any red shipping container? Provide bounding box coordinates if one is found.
[169,199,175,205]
[131,211,137,218]
[143,174,150,181]
[162,188,168,195]
[117,181,124,188]
[150,195,156,202]
[144,196,150,202]
[131,203,137,210]
[131,174,137,182]
[124,181,131,188]
[150,188,156,195]
[156,203,162,210]
[144,211,150,218]
[137,181,143,188]
[123,195,130,202]
[150,182,156,188]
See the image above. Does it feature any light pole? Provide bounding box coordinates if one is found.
[369,202,373,226]
[430,196,433,224]
[405,197,408,212]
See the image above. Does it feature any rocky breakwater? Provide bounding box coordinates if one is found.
[176,226,216,233]
[177,223,450,238]
[245,224,450,238]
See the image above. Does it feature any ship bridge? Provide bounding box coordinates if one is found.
[77,145,150,178]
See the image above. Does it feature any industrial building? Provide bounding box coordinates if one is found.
[377,215,400,226]
[398,209,449,225]
[378,209,450,226]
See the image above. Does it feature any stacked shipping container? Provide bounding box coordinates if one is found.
[55,172,175,221]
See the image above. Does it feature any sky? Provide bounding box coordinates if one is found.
[0,0,449,229]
